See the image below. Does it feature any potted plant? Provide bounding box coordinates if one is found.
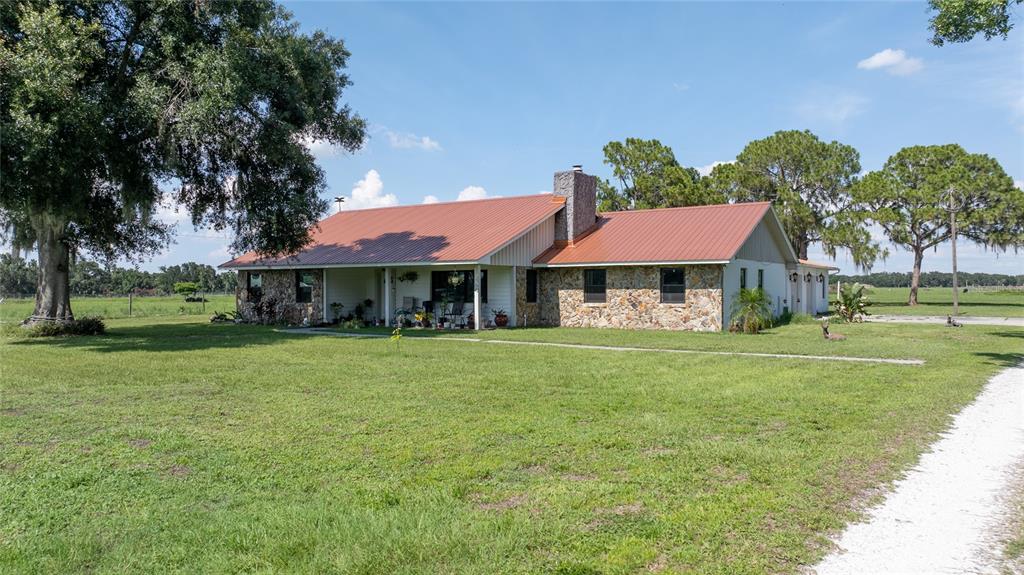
[492,308,509,327]
[415,310,432,328]
[329,302,344,323]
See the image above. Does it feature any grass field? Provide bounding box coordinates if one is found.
[858,286,1024,317]
[0,294,236,323]
[2,317,1022,573]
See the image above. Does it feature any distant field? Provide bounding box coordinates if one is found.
[860,286,1024,317]
[0,294,236,323]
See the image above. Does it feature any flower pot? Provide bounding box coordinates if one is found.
[494,314,509,327]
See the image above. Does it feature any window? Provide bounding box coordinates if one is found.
[739,267,747,290]
[757,269,764,290]
[295,271,315,303]
[430,270,488,303]
[526,269,538,303]
[247,272,263,300]
[660,268,686,303]
[822,277,826,299]
[584,269,606,303]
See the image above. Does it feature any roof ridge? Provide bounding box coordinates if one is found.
[326,193,556,215]
[599,201,770,216]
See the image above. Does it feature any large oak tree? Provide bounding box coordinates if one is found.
[853,144,1024,305]
[0,1,365,322]
[929,0,1022,45]
[597,138,723,212]
[708,129,882,267]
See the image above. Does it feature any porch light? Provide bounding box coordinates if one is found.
[817,273,824,283]
[804,273,812,282]
[790,272,799,282]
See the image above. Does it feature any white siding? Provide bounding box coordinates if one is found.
[489,216,556,266]
[484,266,513,325]
[734,220,788,263]
[325,267,378,320]
[723,258,789,320]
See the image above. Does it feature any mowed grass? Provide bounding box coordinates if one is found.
[863,286,1024,317]
[0,294,236,323]
[1,318,1022,574]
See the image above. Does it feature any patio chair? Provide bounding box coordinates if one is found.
[447,297,465,326]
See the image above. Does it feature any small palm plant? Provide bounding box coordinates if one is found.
[834,282,871,322]
[730,288,773,334]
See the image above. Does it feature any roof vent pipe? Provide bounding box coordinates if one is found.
[572,164,583,172]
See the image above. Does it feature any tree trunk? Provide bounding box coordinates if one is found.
[908,247,924,306]
[796,238,809,260]
[29,214,74,323]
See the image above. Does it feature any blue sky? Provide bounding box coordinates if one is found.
[154,1,1023,275]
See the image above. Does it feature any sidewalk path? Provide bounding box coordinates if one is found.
[868,315,1024,327]
[279,328,925,366]
[814,362,1024,574]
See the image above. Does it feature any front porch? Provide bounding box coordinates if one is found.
[324,264,520,329]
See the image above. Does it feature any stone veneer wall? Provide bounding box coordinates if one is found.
[536,265,723,331]
[515,267,542,326]
[236,269,324,325]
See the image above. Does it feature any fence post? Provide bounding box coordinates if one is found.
[202,292,205,314]
[129,291,133,317]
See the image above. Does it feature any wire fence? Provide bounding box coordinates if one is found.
[0,292,237,323]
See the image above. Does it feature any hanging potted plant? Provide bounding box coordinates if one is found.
[492,308,509,327]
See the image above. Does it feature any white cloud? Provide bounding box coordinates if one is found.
[208,245,231,262]
[696,160,734,177]
[339,169,398,211]
[298,134,339,158]
[422,195,440,204]
[672,82,690,92]
[795,91,868,127]
[857,49,923,76]
[386,131,442,151]
[456,186,491,201]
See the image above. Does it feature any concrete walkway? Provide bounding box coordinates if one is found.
[869,314,1024,328]
[814,362,1024,574]
[279,328,925,366]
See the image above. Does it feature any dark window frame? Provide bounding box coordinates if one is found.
[430,270,488,303]
[739,267,747,290]
[525,269,538,303]
[247,272,263,300]
[295,270,315,304]
[660,267,686,303]
[583,269,607,303]
[757,269,764,290]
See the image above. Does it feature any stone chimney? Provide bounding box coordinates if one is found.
[553,165,598,245]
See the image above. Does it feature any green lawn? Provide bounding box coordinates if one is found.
[0,294,236,323]
[861,286,1024,317]
[2,318,1022,574]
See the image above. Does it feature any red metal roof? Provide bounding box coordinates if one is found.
[533,202,773,266]
[221,194,564,268]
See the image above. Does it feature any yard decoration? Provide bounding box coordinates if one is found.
[821,318,846,341]
[946,315,963,328]
[834,282,871,322]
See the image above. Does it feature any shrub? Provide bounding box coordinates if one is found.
[210,310,237,323]
[834,282,871,322]
[173,281,199,297]
[21,317,106,337]
[730,288,773,334]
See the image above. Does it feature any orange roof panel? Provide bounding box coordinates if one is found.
[221,194,564,268]
[533,202,773,266]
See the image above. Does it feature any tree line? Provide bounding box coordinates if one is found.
[834,271,1023,289]
[0,255,236,298]
[596,134,1024,305]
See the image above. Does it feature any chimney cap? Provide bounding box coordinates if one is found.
[572,164,583,172]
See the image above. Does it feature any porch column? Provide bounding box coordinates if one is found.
[383,267,391,326]
[322,268,328,323]
[509,265,518,327]
[473,265,481,330]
